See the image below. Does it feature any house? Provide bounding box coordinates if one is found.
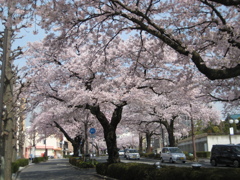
[24,130,73,159]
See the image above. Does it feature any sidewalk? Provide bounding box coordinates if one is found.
[12,162,34,180]
[14,159,106,180]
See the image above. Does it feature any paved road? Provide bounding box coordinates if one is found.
[16,159,104,180]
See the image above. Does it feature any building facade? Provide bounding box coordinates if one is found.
[24,132,73,159]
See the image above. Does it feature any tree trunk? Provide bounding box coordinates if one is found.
[80,140,85,155]
[86,103,126,163]
[167,127,175,147]
[139,133,143,153]
[104,126,120,163]
[72,141,80,157]
[54,121,84,157]
[84,122,89,154]
[95,144,100,156]
[191,117,197,161]
[146,131,152,153]
[162,118,176,147]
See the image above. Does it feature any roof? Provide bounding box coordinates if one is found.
[226,114,240,120]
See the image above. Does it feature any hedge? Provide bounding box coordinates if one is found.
[32,157,48,163]
[96,162,240,180]
[12,158,29,173]
[196,151,211,158]
[140,153,160,159]
[69,157,98,168]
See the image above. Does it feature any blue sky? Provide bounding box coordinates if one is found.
[13,25,47,68]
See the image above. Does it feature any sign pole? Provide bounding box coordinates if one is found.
[89,128,96,160]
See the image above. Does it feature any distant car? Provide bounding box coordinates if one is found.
[210,144,240,168]
[118,150,124,156]
[160,147,186,163]
[125,149,140,160]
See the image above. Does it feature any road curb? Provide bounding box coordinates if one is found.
[13,163,34,180]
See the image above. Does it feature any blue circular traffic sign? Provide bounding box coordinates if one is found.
[89,128,96,134]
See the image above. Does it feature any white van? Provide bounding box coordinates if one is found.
[160,147,186,163]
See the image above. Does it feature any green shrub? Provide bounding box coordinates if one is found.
[97,162,240,180]
[145,153,155,158]
[17,158,29,167]
[12,158,29,173]
[140,153,160,159]
[96,162,110,175]
[32,157,46,163]
[12,162,20,173]
[107,162,129,179]
[196,151,210,158]
[69,157,79,166]
[64,155,73,158]
[77,161,95,168]
[183,151,194,161]
[153,167,240,180]
[107,163,156,180]
[155,153,161,159]
[69,157,98,168]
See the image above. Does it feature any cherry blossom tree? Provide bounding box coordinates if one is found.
[28,0,240,112]
[121,67,221,148]
[20,1,240,165]
[28,103,103,157]
[22,26,224,165]
[22,37,141,163]
[33,0,240,80]
[116,126,139,150]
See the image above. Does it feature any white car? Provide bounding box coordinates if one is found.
[160,147,186,163]
[125,149,140,160]
[118,150,124,156]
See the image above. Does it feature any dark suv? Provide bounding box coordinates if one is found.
[210,144,240,168]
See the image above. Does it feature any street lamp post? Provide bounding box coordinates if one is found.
[229,119,239,144]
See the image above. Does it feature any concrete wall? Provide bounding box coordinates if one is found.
[178,134,240,153]
[207,134,240,151]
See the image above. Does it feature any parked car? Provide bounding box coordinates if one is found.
[210,144,240,168]
[160,147,186,163]
[125,149,140,160]
[118,150,124,156]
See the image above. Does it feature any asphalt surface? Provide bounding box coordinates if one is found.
[15,158,106,180]
[13,157,210,180]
